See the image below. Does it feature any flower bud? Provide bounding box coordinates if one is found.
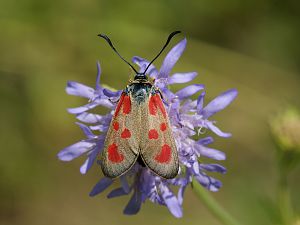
[270,108,300,152]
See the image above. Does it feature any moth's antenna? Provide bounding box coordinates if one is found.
[98,34,139,74]
[142,31,181,75]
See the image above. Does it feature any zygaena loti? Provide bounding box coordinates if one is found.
[98,31,181,179]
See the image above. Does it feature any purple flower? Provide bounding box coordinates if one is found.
[58,38,237,218]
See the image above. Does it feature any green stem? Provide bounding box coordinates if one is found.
[192,180,242,225]
[278,167,294,225]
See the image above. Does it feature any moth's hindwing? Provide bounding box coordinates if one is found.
[139,91,179,179]
[101,93,139,178]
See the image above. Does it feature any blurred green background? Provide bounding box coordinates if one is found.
[1,0,300,225]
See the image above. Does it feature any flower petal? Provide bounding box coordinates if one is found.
[107,188,128,198]
[202,89,238,118]
[197,91,205,114]
[195,173,222,192]
[199,164,227,174]
[57,140,95,161]
[160,185,183,218]
[180,99,197,113]
[178,185,187,205]
[90,124,109,132]
[195,145,226,160]
[132,56,158,78]
[67,101,100,114]
[123,191,142,215]
[197,136,214,146]
[82,137,105,174]
[76,122,96,139]
[66,81,94,99]
[132,56,148,71]
[120,176,130,194]
[103,88,122,98]
[80,148,99,174]
[94,99,115,109]
[191,157,200,175]
[161,87,176,100]
[76,112,112,124]
[68,99,114,114]
[175,84,205,100]
[89,177,113,196]
[158,38,187,79]
[206,121,232,138]
[168,72,197,84]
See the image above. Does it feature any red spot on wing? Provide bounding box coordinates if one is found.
[123,96,131,114]
[121,128,131,138]
[154,95,167,118]
[149,96,157,115]
[114,93,125,117]
[113,122,119,131]
[155,144,171,163]
[148,129,159,139]
[160,123,167,131]
[148,94,166,118]
[108,143,124,163]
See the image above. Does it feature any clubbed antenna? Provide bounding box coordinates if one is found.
[98,34,139,74]
[142,31,181,75]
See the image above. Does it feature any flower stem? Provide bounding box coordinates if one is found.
[278,164,294,225]
[192,180,242,225]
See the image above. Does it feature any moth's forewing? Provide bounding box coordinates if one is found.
[139,91,179,179]
[101,93,139,178]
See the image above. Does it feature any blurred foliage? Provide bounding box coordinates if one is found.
[0,0,300,225]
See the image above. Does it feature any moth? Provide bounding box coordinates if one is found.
[98,31,181,179]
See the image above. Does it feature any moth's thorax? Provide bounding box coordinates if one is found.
[126,81,156,104]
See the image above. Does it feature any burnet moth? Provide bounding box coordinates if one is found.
[98,31,180,179]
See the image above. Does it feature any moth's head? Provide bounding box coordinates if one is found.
[134,73,147,81]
